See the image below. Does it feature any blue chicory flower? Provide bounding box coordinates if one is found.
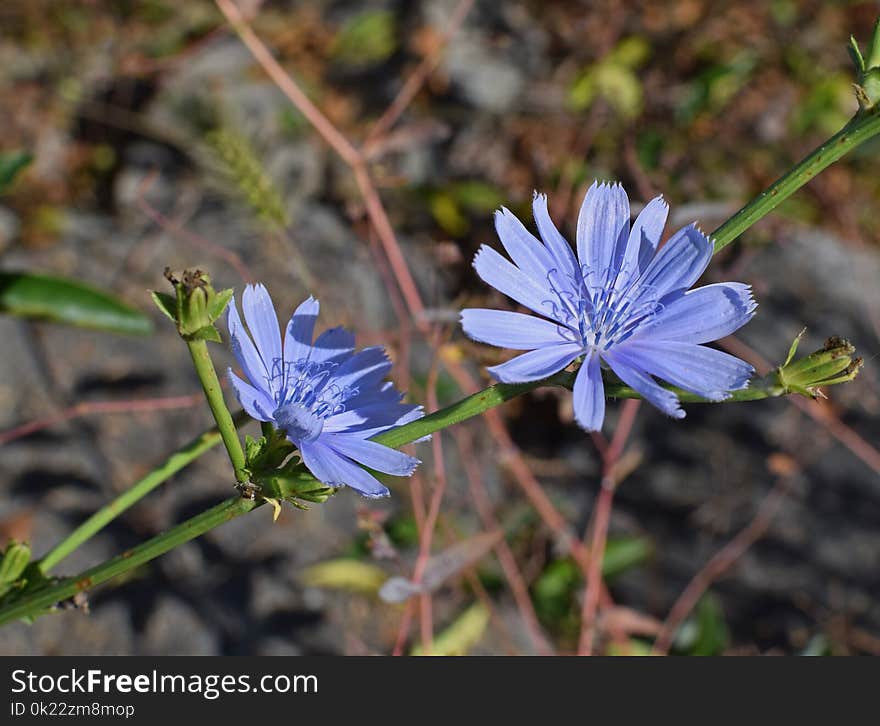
[227,285,422,497]
[461,181,757,431]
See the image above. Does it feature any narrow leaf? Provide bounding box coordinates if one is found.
[0,151,33,193]
[150,291,177,322]
[0,272,152,335]
[411,603,490,656]
[300,559,387,594]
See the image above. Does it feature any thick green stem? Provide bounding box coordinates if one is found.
[711,108,880,252]
[187,339,248,483]
[0,497,260,627]
[38,411,249,574]
[374,371,781,449]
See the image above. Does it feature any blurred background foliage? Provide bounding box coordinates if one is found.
[0,0,879,655]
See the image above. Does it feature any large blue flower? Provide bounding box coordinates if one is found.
[461,182,757,431]
[227,285,422,498]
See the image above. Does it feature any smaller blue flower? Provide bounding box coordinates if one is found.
[461,182,757,431]
[227,285,422,498]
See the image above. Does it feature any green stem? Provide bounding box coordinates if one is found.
[711,108,880,253]
[0,497,260,627]
[187,339,248,483]
[0,369,786,627]
[38,411,249,574]
[373,371,781,450]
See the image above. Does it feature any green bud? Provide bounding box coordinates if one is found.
[0,541,31,598]
[849,35,866,74]
[151,268,233,341]
[777,334,862,397]
[860,68,880,111]
[185,283,209,334]
[866,17,880,70]
[850,18,880,110]
[245,426,296,474]
[254,465,338,508]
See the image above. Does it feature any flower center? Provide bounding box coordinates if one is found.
[544,264,664,352]
[266,357,359,442]
[273,403,324,443]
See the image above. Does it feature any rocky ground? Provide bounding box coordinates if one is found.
[0,0,878,654]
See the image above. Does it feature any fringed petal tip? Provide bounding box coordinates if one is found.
[355,485,392,499]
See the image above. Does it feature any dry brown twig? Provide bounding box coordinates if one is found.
[652,475,791,655]
[578,398,641,655]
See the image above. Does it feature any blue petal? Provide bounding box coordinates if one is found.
[325,401,422,435]
[227,296,270,395]
[603,348,685,419]
[326,434,420,476]
[473,245,567,324]
[495,207,558,285]
[351,407,425,440]
[635,223,712,300]
[284,296,319,365]
[227,369,275,422]
[576,181,630,285]
[310,326,355,364]
[332,346,392,391]
[615,340,754,400]
[488,342,583,383]
[572,351,605,431]
[636,283,756,344]
[300,440,390,498]
[342,380,404,411]
[630,195,669,273]
[461,308,573,350]
[533,192,579,281]
[274,402,324,443]
[242,284,282,378]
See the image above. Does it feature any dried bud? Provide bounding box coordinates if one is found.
[151,268,233,342]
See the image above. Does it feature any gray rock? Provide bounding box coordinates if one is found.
[142,597,219,655]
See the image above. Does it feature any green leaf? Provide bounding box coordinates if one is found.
[783,327,806,366]
[450,181,506,213]
[0,272,153,335]
[411,603,490,656]
[0,541,31,598]
[866,17,880,70]
[300,558,387,594]
[849,35,866,74]
[673,593,730,656]
[606,638,654,656]
[430,192,468,236]
[207,287,233,321]
[332,10,397,67]
[0,151,33,193]
[602,536,653,579]
[150,291,177,322]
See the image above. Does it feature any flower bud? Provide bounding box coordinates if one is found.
[254,465,339,508]
[777,331,862,397]
[0,541,31,597]
[849,18,880,110]
[151,268,233,342]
